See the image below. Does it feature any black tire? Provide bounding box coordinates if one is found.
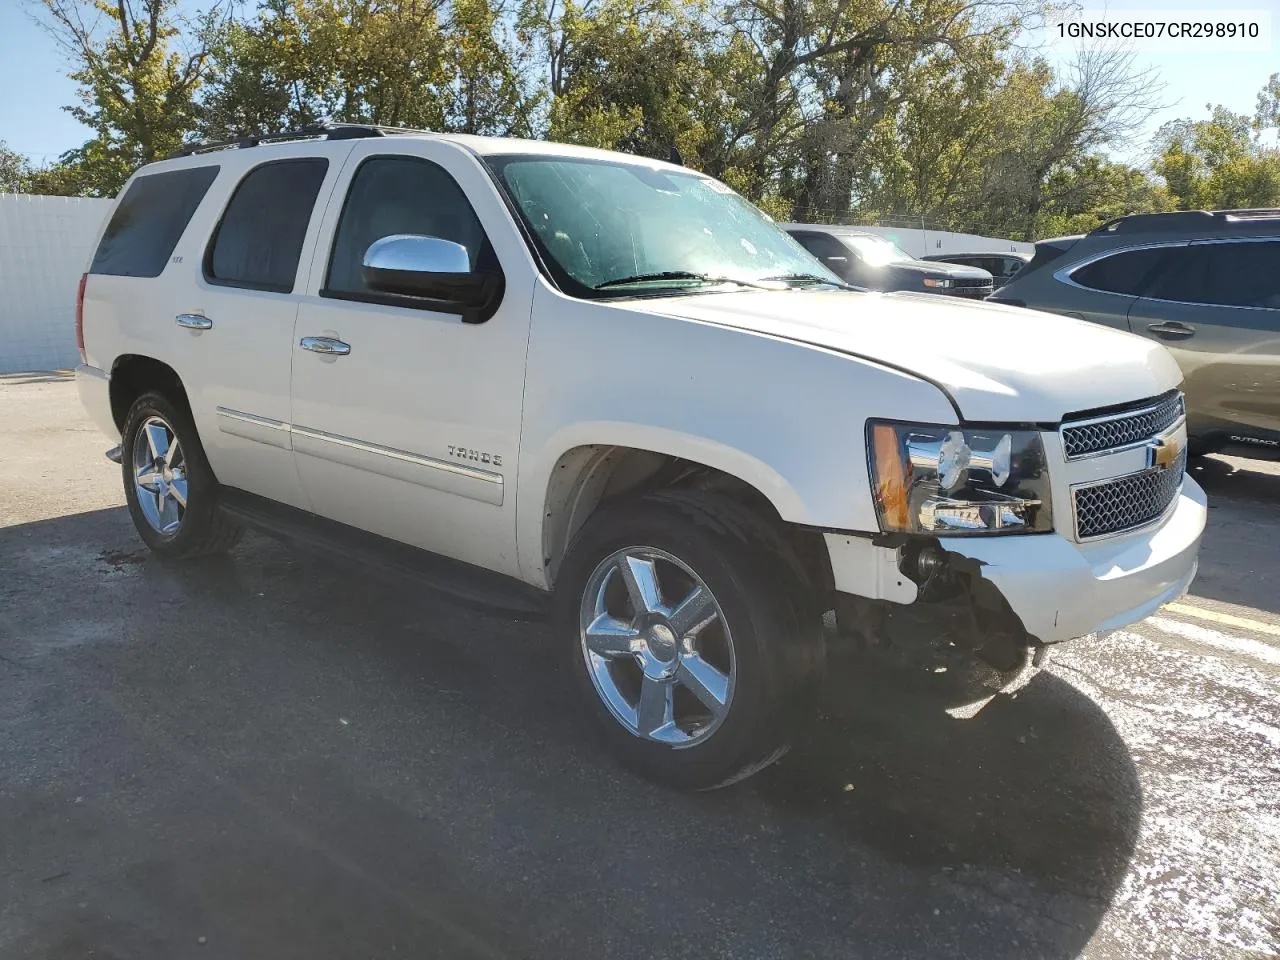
[556,489,823,790]
[120,391,242,559]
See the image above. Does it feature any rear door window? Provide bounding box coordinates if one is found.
[205,158,329,292]
[1147,241,1280,310]
[90,166,219,277]
[1069,247,1170,296]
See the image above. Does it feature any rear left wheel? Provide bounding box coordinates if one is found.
[121,392,241,558]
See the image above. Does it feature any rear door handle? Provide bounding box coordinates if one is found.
[175,313,212,330]
[300,336,351,356]
[1147,321,1195,339]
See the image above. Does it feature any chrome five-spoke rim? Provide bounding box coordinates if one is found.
[132,416,187,536]
[579,547,735,746]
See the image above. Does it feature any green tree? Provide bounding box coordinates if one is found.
[0,141,31,192]
[444,0,538,135]
[520,0,722,160]
[39,0,229,195]
[1154,99,1280,210]
[1256,72,1280,131]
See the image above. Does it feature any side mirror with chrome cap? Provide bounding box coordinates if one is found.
[361,234,504,323]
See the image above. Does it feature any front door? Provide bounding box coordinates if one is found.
[288,141,534,578]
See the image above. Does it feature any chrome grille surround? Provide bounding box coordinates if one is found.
[1072,450,1187,539]
[1060,392,1186,459]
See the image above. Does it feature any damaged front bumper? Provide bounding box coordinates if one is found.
[824,474,1207,654]
[936,476,1206,645]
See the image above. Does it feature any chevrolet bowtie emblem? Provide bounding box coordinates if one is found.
[1148,435,1183,470]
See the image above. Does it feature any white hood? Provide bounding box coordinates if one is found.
[635,288,1183,423]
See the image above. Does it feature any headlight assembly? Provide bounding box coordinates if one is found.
[868,422,1052,535]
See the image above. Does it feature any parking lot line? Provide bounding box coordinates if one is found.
[1163,601,1280,639]
[1145,615,1280,667]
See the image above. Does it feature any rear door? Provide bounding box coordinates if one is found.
[172,148,345,509]
[1128,239,1280,438]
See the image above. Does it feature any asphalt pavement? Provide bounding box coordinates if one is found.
[2,373,1278,959]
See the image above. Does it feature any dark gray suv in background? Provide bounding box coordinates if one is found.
[785,224,995,298]
[990,210,1280,455]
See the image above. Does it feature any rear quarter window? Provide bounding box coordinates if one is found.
[1069,247,1169,296]
[90,166,220,277]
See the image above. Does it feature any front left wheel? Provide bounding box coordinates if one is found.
[557,490,823,790]
[120,391,241,559]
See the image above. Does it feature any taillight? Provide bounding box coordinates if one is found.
[75,272,88,364]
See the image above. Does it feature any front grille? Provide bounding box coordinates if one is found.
[949,281,993,299]
[1061,392,1186,459]
[952,278,993,288]
[1073,451,1186,538]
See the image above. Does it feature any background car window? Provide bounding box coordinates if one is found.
[326,156,490,297]
[206,159,328,292]
[1146,241,1280,309]
[90,166,219,278]
[1000,257,1026,279]
[792,232,848,262]
[843,235,913,265]
[1069,247,1169,295]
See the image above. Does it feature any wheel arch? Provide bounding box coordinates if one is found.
[109,354,191,431]
[532,438,832,597]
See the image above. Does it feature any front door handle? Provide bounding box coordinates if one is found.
[300,336,351,356]
[1147,321,1195,339]
[175,313,213,330]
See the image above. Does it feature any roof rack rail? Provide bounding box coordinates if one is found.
[1089,208,1280,236]
[1213,207,1280,218]
[166,122,433,159]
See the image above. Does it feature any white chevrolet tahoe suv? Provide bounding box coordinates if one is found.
[76,124,1207,789]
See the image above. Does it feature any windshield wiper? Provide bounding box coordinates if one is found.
[594,271,769,290]
[760,272,847,287]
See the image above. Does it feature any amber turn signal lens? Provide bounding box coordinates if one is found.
[871,423,910,531]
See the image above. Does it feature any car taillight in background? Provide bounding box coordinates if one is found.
[75,272,88,364]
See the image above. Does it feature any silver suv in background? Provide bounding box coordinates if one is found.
[990,210,1280,455]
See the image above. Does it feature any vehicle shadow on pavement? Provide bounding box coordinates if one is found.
[1190,453,1280,504]
[752,652,1140,955]
[1185,455,1280,615]
[0,508,1139,960]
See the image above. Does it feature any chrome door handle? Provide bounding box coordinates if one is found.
[300,336,351,356]
[175,313,213,330]
[1147,321,1195,339]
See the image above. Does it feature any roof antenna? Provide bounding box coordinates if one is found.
[668,146,684,166]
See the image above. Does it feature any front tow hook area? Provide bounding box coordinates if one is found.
[834,538,1045,705]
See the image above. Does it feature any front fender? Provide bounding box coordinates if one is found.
[515,283,958,587]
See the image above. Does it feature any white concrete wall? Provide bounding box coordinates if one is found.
[0,194,112,374]
[853,226,1034,259]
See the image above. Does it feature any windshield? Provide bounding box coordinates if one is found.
[844,235,914,266]
[486,155,841,297]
